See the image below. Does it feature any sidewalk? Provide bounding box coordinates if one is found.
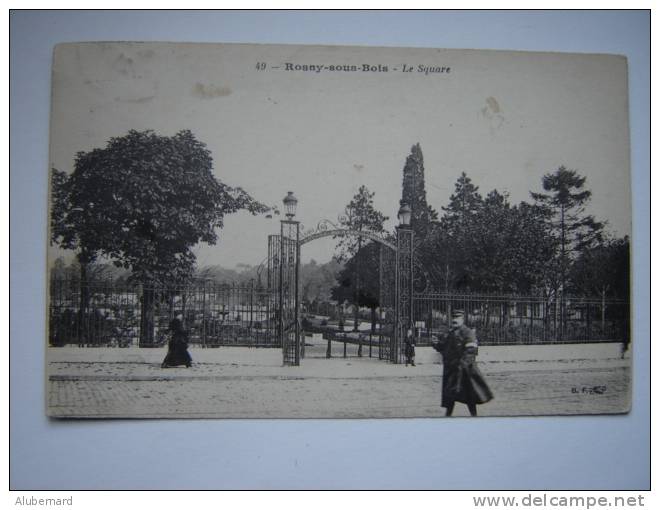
[46,340,631,419]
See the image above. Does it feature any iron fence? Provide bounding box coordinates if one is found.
[49,278,279,347]
[49,277,630,348]
[412,292,630,345]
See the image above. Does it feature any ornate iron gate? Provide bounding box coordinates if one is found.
[268,222,301,366]
[395,226,414,364]
[378,243,396,361]
[268,218,411,365]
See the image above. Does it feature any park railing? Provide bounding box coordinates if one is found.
[48,278,279,347]
[412,292,630,345]
[48,277,630,348]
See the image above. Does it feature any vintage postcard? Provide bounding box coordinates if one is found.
[46,42,631,418]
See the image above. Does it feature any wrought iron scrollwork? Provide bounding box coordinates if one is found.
[299,219,341,241]
[299,218,397,251]
[394,227,414,364]
[412,236,432,293]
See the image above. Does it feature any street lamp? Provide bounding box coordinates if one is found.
[279,191,300,366]
[397,202,412,227]
[283,191,298,220]
[395,201,414,364]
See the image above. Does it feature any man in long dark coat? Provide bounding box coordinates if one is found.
[433,310,493,416]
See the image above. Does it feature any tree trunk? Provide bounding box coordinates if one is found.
[77,261,90,346]
[353,239,362,331]
[139,284,156,347]
[601,289,606,333]
[559,205,566,341]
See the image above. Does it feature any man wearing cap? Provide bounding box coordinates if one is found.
[404,328,416,367]
[433,310,493,416]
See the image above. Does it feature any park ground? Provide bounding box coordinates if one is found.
[46,337,631,419]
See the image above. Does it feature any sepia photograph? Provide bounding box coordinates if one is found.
[46,42,632,419]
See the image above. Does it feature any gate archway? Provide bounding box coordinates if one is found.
[267,214,414,366]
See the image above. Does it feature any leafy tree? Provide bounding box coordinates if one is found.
[507,201,556,293]
[467,192,555,293]
[570,236,630,299]
[331,242,381,333]
[50,257,75,281]
[400,144,440,290]
[400,143,438,236]
[434,172,484,290]
[50,170,75,253]
[424,227,453,292]
[51,166,103,337]
[469,190,515,291]
[569,236,630,335]
[195,265,244,284]
[430,174,556,294]
[335,185,388,260]
[335,185,388,330]
[299,259,343,306]
[300,259,320,305]
[442,172,483,232]
[51,129,268,345]
[531,166,604,294]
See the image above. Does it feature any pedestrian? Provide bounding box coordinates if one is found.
[161,318,192,368]
[404,328,416,366]
[432,310,492,416]
[620,333,631,359]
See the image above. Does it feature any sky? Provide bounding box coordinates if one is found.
[49,42,631,269]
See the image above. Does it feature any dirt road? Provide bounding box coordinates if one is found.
[46,340,631,418]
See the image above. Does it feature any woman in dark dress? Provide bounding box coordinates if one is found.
[161,318,192,368]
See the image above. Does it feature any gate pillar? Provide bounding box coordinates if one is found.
[378,244,396,360]
[395,224,414,363]
[280,219,300,366]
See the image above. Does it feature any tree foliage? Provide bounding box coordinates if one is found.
[333,185,387,329]
[428,169,605,295]
[401,143,438,237]
[331,242,380,309]
[468,190,515,291]
[50,129,269,345]
[400,144,440,291]
[335,185,388,261]
[531,166,604,292]
[51,129,269,284]
[570,236,630,298]
[506,201,556,293]
[300,259,344,305]
[331,242,381,332]
[431,172,483,290]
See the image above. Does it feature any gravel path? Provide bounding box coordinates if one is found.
[46,340,631,418]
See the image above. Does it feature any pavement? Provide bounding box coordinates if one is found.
[46,337,632,419]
